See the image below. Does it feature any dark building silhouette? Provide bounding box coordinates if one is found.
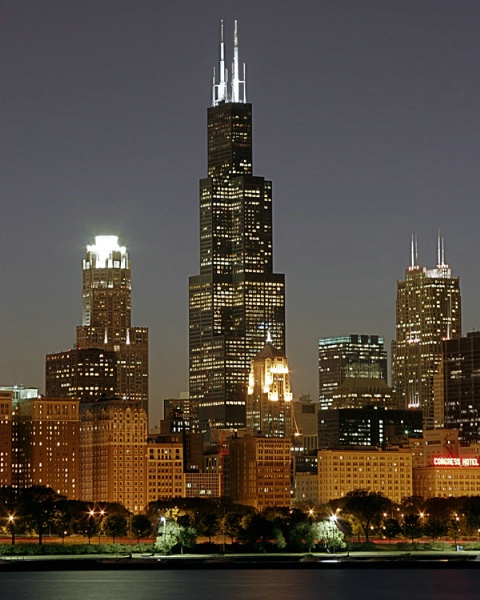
[189,22,285,428]
[435,331,480,442]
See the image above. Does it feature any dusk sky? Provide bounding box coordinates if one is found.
[1,1,478,425]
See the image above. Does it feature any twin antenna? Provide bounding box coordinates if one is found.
[212,20,246,106]
[410,231,447,269]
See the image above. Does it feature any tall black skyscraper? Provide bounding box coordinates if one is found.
[189,22,286,428]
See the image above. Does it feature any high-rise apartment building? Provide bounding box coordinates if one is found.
[434,332,480,442]
[393,236,461,428]
[189,22,286,429]
[318,335,387,410]
[46,236,149,414]
[246,339,293,438]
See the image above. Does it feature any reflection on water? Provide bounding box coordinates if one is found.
[2,569,480,600]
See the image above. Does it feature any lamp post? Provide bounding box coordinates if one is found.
[329,515,338,555]
[8,515,15,545]
[160,516,167,555]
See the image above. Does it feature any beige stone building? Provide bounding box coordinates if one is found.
[146,439,184,503]
[318,447,413,504]
[229,434,291,509]
[0,391,13,486]
[79,398,147,512]
[413,458,480,498]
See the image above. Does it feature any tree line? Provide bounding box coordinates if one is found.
[2,485,480,552]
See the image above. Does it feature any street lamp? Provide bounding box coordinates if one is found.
[329,515,338,555]
[7,515,15,546]
[160,516,167,555]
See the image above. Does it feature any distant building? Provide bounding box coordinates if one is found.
[318,335,387,410]
[246,339,292,438]
[318,406,423,449]
[413,456,480,499]
[393,236,461,427]
[292,395,319,453]
[229,434,291,509]
[318,447,413,504]
[184,472,222,498]
[79,397,147,513]
[434,332,480,442]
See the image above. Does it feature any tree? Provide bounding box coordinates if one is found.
[102,513,127,543]
[383,518,402,544]
[79,513,98,544]
[19,485,65,545]
[342,490,391,543]
[403,513,423,543]
[423,516,447,541]
[132,514,152,543]
[316,521,347,553]
[155,520,197,555]
[0,486,19,545]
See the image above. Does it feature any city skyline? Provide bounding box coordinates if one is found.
[1,1,479,426]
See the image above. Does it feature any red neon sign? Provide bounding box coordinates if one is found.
[433,457,479,467]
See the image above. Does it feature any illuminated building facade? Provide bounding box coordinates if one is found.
[146,438,184,503]
[45,348,116,401]
[434,332,480,442]
[189,22,285,428]
[79,398,147,513]
[413,457,480,498]
[318,335,387,410]
[0,391,13,485]
[246,340,292,438]
[317,448,413,504]
[393,236,461,428]
[12,396,79,498]
[229,433,291,509]
[46,236,148,414]
[292,395,320,452]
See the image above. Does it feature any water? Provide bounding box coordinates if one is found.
[1,569,480,600]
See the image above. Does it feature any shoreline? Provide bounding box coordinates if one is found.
[1,552,480,571]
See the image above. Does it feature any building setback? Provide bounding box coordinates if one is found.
[189,22,285,428]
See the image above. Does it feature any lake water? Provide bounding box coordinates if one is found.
[1,569,480,600]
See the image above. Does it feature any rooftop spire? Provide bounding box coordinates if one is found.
[410,234,418,269]
[212,20,246,106]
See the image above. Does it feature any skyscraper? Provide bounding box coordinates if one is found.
[189,22,286,428]
[393,236,461,428]
[435,331,480,442]
[318,335,388,410]
[46,235,149,413]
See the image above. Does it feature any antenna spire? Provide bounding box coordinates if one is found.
[212,20,246,106]
[437,230,445,266]
[410,234,418,269]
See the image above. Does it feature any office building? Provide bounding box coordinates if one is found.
[46,236,149,414]
[434,332,480,442]
[292,395,320,453]
[393,236,461,427]
[45,348,116,402]
[246,338,292,438]
[189,22,286,428]
[146,437,184,503]
[318,335,387,410]
[318,406,423,448]
[317,447,413,504]
[0,391,13,485]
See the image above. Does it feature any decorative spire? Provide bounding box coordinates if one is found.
[212,20,246,106]
[266,330,272,344]
[437,230,445,267]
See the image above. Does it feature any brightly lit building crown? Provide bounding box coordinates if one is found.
[85,235,128,269]
[212,20,246,106]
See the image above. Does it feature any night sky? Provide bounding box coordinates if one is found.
[1,1,479,425]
